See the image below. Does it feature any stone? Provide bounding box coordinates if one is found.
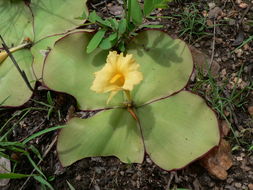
[248,184,253,190]
[229,19,236,26]
[234,182,242,188]
[248,106,253,116]
[0,157,11,187]
[208,7,223,19]
[208,2,216,9]
[239,3,248,8]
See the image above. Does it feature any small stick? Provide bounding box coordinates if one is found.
[0,35,34,92]
[209,20,216,70]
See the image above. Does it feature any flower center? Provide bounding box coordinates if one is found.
[110,73,125,86]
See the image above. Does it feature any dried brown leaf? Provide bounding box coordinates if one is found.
[200,139,233,180]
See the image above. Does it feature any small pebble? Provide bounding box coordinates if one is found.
[225,185,236,190]
[248,106,253,116]
[239,3,248,8]
[208,2,216,9]
[235,49,243,58]
[194,43,200,48]
[94,185,100,190]
[229,19,236,26]
[75,175,81,181]
[146,158,152,164]
[234,182,242,188]
[226,177,233,184]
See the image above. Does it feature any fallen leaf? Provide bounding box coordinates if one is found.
[200,139,233,180]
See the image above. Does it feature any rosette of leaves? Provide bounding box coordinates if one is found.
[42,30,220,170]
[0,0,88,107]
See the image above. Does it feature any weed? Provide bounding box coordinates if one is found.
[31,91,59,120]
[0,106,63,189]
[173,3,211,43]
[192,65,253,146]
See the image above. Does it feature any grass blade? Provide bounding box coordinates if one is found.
[26,154,46,179]
[33,175,54,190]
[0,173,32,179]
[66,180,76,190]
[22,126,65,144]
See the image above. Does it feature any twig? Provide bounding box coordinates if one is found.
[165,171,176,190]
[19,136,57,190]
[209,20,216,70]
[0,35,34,92]
[19,119,46,142]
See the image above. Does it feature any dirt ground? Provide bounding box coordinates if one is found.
[1,0,253,189]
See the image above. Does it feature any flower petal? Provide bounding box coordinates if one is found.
[91,51,143,103]
[123,71,143,90]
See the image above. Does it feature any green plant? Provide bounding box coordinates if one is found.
[192,65,253,145]
[0,0,220,172]
[0,0,171,106]
[42,30,220,170]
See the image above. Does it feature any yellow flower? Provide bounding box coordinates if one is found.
[91,51,143,104]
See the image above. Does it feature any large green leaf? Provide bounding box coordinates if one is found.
[32,30,93,81]
[0,0,33,46]
[30,0,88,42]
[0,50,35,107]
[137,91,220,171]
[43,32,124,110]
[57,109,144,166]
[127,30,193,106]
[31,34,64,81]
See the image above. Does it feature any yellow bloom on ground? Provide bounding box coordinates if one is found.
[91,51,143,104]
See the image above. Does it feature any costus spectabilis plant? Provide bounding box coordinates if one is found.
[0,0,220,171]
